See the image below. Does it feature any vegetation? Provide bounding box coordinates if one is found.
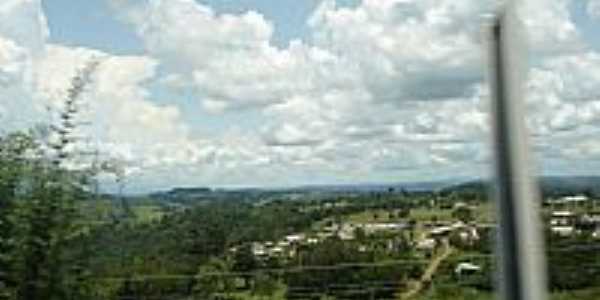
[1,64,600,299]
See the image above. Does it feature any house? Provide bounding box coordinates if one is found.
[416,238,436,251]
[269,246,284,256]
[430,226,454,238]
[338,229,355,241]
[548,195,589,210]
[363,223,408,234]
[550,211,576,226]
[455,262,482,276]
[317,231,335,240]
[458,227,480,243]
[285,234,305,243]
[550,211,577,237]
[277,240,291,248]
[252,243,267,257]
[453,202,468,209]
[552,226,575,237]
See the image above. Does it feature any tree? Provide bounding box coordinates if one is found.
[397,208,410,219]
[193,258,234,299]
[232,243,258,289]
[252,272,280,298]
[354,227,367,241]
[2,59,102,300]
[452,206,474,224]
[0,133,36,300]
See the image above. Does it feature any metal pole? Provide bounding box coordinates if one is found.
[487,5,548,300]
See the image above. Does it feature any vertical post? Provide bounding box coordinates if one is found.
[487,5,548,300]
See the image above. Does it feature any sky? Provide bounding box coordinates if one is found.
[1,0,600,193]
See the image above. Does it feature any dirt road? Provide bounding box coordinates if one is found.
[399,239,453,300]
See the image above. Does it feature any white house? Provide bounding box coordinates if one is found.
[455,262,482,276]
[285,234,305,243]
[416,238,436,251]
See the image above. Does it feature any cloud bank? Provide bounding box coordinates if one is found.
[1,0,600,191]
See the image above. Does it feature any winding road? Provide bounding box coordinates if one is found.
[399,239,454,300]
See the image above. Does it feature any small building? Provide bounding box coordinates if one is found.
[416,238,436,252]
[550,211,577,237]
[363,223,408,234]
[317,231,334,240]
[550,211,576,226]
[551,226,575,237]
[560,195,589,203]
[548,195,589,210]
[458,227,480,243]
[252,243,267,257]
[269,246,284,256]
[430,226,454,238]
[285,234,305,243]
[338,229,355,241]
[455,262,482,276]
[453,202,468,210]
[277,240,291,248]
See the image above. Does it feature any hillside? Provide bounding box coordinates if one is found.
[440,176,600,199]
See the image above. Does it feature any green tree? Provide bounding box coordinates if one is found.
[252,272,280,298]
[193,258,234,299]
[452,206,474,224]
[232,243,258,289]
[0,133,36,300]
[0,59,102,300]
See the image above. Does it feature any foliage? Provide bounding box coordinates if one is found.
[193,258,235,299]
[0,59,102,300]
[452,205,474,224]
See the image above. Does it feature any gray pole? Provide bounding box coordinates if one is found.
[487,5,548,300]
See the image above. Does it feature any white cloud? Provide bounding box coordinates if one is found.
[0,0,49,131]
[524,52,600,135]
[3,0,600,189]
[588,0,600,19]
[0,36,26,86]
[309,0,488,102]
[520,0,583,53]
[0,0,48,54]
[111,0,361,113]
[31,45,195,172]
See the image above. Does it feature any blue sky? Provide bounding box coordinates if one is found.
[2,0,600,192]
[42,0,144,54]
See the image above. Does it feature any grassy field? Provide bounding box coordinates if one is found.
[80,200,165,224]
[132,205,165,223]
[415,286,600,300]
[343,202,495,224]
[344,209,399,223]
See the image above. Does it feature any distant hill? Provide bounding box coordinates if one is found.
[287,179,461,193]
[151,187,212,199]
[440,176,600,199]
[132,175,600,205]
[143,179,462,204]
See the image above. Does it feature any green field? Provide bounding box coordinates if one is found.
[132,205,165,223]
[343,202,494,224]
[416,287,600,300]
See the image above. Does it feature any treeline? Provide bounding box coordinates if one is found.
[441,177,600,201]
[76,201,425,299]
[0,124,425,299]
[0,61,104,300]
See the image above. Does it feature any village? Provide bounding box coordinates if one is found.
[230,194,600,281]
